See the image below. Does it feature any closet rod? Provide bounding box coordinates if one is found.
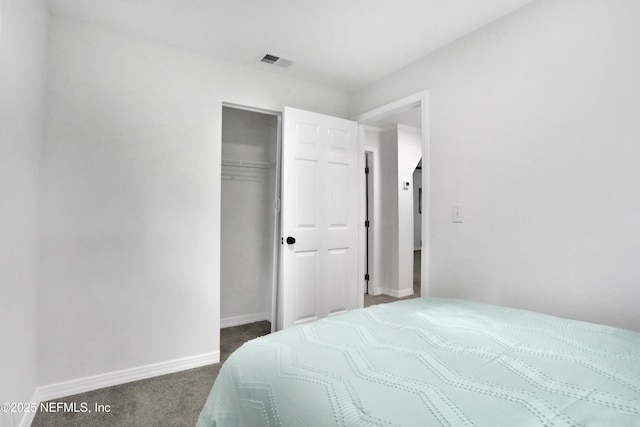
[221,159,271,169]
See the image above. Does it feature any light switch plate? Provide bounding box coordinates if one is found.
[452,204,463,223]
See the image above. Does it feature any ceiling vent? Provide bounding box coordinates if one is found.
[260,54,294,69]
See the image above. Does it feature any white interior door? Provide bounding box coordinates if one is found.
[279,107,359,329]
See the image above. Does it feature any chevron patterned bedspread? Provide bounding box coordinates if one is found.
[197,298,640,426]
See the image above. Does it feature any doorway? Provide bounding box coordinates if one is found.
[219,105,281,332]
[356,91,429,300]
[412,160,422,297]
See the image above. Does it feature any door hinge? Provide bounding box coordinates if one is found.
[365,167,370,174]
[365,273,370,281]
[364,220,370,228]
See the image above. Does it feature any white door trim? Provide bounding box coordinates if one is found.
[353,90,430,296]
[364,146,378,296]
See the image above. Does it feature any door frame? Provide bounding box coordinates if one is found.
[353,90,430,298]
[364,148,377,295]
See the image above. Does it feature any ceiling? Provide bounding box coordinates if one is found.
[46,0,535,92]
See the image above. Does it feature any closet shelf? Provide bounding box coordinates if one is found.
[222,159,271,169]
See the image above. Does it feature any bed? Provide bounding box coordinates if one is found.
[197,298,640,426]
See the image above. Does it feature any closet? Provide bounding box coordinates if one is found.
[220,105,280,330]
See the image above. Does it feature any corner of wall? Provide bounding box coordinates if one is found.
[0,0,49,417]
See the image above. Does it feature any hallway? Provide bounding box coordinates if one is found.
[364,250,421,307]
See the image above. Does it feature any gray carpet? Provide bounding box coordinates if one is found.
[31,321,271,427]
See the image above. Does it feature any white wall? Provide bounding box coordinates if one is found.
[0,0,48,410]
[221,107,278,326]
[39,14,348,387]
[351,0,640,331]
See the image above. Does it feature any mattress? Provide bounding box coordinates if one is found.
[197,298,640,426]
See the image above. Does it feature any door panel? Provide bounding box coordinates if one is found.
[293,251,318,323]
[295,160,317,226]
[328,248,348,315]
[280,107,359,329]
[329,163,349,225]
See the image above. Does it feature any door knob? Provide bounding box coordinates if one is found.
[286,236,296,245]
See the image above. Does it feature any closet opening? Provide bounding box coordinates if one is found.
[220,104,282,334]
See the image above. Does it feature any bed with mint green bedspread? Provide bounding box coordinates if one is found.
[197,298,640,426]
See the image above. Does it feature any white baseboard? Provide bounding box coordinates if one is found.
[376,287,415,298]
[221,312,270,328]
[31,351,220,406]
[15,390,39,427]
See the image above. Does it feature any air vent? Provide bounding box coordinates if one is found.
[260,54,294,69]
[261,54,280,64]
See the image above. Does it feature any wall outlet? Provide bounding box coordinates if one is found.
[452,204,463,223]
